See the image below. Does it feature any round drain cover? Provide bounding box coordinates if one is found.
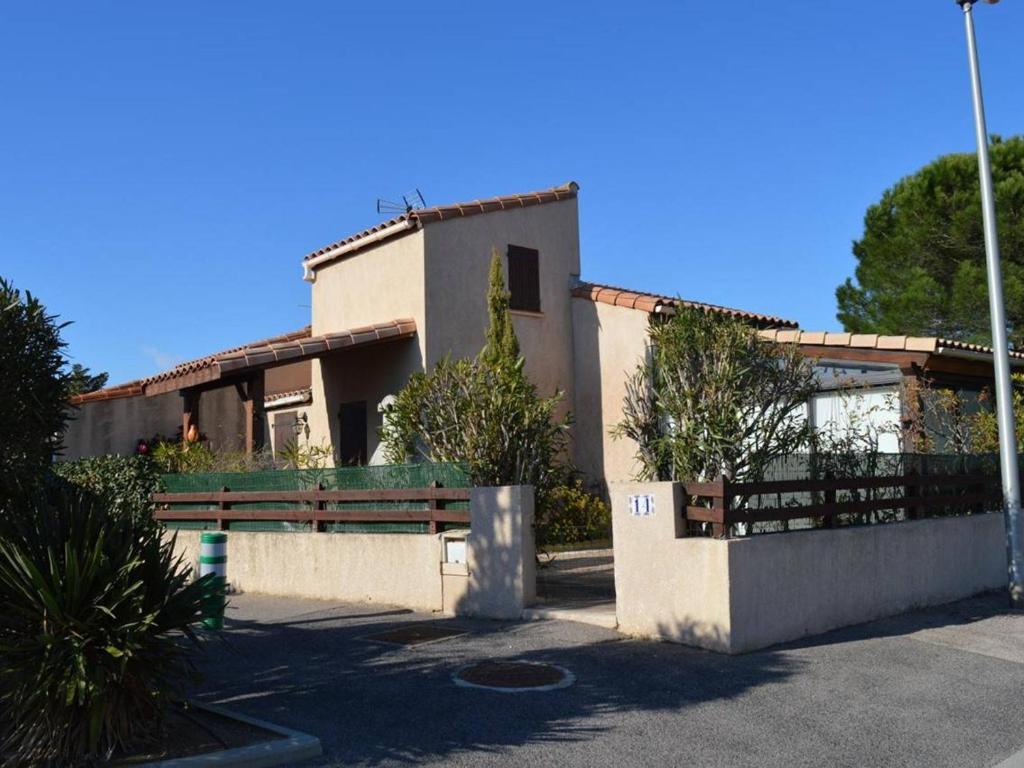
[454,661,574,692]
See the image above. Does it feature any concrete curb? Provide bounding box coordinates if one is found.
[140,701,322,768]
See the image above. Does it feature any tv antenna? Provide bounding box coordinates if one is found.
[376,189,426,215]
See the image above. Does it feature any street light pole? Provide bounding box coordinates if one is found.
[958,0,1024,607]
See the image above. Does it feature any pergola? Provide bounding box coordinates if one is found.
[140,318,417,455]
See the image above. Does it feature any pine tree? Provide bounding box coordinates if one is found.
[481,248,520,366]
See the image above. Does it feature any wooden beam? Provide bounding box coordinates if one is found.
[145,366,221,396]
[800,346,930,369]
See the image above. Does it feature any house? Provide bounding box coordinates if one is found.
[758,330,1024,453]
[65,181,1015,486]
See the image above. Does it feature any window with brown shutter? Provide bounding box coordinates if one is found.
[507,245,540,312]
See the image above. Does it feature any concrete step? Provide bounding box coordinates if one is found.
[522,603,619,630]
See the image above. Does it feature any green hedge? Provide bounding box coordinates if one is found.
[51,454,162,529]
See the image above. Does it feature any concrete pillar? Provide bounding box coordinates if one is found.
[460,485,535,619]
[610,481,733,653]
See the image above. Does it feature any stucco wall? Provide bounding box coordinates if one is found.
[313,340,423,464]
[611,482,734,652]
[63,385,249,459]
[572,299,651,488]
[171,529,444,611]
[306,201,581,466]
[423,199,580,421]
[307,229,427,458]
[727,511,1006,652]
[611,482,1007,654]
[62,360,311,461]
[458,485,536,620]
[168,484,533,615]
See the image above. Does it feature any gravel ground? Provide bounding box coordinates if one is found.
[192,592,1024,768]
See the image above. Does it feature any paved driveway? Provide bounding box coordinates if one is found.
[192,592,1024,767]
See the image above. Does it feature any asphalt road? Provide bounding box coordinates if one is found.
[192,592,1024,768]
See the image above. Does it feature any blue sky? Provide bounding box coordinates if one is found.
[2,1,1022,385]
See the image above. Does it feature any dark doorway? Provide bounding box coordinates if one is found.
[337,401,368,466]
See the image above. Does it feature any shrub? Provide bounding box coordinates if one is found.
[151,440,217,474]
[52,454,162,529]
[0,277,71,498]
[614,306,817,483]
[381,356,570,503]
[538,479,611,547]
[0,482,209,765]
[150,440,276,474]
[276,438,334,469]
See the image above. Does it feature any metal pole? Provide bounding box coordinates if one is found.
[960,0,1024,607]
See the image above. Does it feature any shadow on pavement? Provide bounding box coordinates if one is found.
[193,604,795,766]
[192,591,1024,767]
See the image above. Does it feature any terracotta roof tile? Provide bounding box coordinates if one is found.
[571,281,798,329]
[876,335,908,350]
[823,332,852,346]
[757,329,1024,361]
[304,182,579,264]
[264,388,313,407]
[82,320,417,402]
[69,381,144,405]
[211,319,416,380]
[141,327,312,387]
[905,337,938,353]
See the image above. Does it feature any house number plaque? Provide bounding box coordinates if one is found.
[628,494,655,517]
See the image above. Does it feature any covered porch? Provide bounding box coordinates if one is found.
[140,319,417,460]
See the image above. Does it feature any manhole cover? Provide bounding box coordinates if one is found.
[360,624,467,647]
[453,661,575,692]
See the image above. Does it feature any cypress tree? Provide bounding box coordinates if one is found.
[481,248,520,366]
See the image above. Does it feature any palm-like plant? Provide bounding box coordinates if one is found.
[0,483,211,765]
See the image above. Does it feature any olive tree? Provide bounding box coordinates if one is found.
[613,307,818,484]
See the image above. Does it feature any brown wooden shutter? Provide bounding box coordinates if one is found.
[507,245,540,312]
[272,410,297,455]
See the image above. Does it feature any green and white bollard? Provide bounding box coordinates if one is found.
[199,531,228,631]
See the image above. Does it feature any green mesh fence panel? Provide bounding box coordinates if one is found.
[159,463,470,532]
[324,522,429,534]
[163,521,218,531]
[228,521,312,533]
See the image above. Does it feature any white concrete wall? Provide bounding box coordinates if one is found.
[171,529,444,611]
[611,481,1007,654]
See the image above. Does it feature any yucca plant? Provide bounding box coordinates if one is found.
[0,482,211,766]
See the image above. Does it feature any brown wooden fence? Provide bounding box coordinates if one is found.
[152,486,471,533]
[683,472,1002,538]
